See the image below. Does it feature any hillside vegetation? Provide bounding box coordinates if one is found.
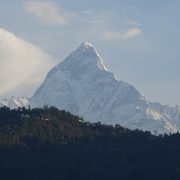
[0,106,180,180]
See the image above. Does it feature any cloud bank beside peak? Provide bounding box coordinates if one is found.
[0,28,54,97]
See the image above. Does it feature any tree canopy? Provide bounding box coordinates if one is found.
[0,106,179,180]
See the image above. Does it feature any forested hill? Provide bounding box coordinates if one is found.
[0,107,180,180]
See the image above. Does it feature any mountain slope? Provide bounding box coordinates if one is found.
[29,42,180,134]
[1,107,180,180]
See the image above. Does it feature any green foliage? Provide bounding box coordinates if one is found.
[0,106,180,180]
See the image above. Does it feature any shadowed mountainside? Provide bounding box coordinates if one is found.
[0,106,180,180]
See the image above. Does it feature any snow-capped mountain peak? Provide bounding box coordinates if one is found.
[61,42,108,72]
[2,42,180,134]
[79,41,94,49]
[77,41,98,55]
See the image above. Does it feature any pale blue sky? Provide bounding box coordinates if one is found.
[0,0,180,105]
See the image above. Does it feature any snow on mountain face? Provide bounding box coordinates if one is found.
[29,42,180,134]
[0,97,29,109]
[0,99,8,107]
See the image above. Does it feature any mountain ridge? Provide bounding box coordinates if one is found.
[1,42,180,134]
[29,42,180,134]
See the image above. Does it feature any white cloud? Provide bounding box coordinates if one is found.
[24,0,70,25]
[84,19,106,24]
[103,28,143,40]
[127,20,141,26]
[0,28,54,97]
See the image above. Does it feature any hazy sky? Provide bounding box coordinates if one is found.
[0,0,180,106]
